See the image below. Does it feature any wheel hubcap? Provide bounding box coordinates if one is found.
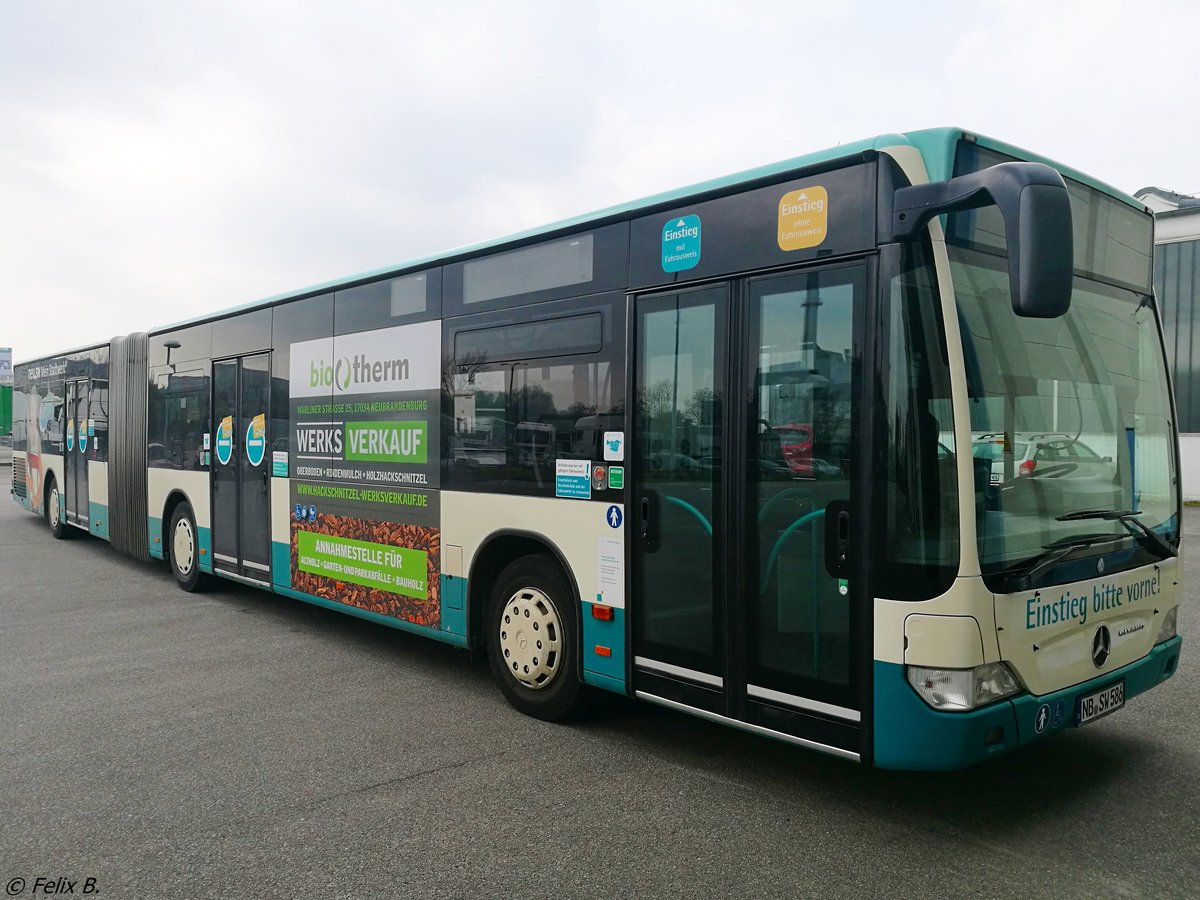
[174,518,195,575]
[499,586,562,690]
[48,487,60,528]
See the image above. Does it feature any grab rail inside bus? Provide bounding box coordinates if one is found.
[762,508,826,588]
[663,495,713,537]
[756,487,813,525]
[660,497,828,581]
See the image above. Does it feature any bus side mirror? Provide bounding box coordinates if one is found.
[892,161,1074,318]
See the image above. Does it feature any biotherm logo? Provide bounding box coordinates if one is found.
[289,321,440,399]
[310,354,411,392]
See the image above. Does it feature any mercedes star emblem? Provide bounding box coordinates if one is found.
[1092,624,1112,668]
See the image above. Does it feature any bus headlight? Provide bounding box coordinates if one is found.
[1156,607,1178,643]
[906,662,1021,711]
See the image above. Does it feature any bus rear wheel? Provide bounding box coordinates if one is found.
[46,477,68,540]
[169,502,204,592]
[487,555,584,721]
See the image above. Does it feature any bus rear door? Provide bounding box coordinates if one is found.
[64,379,89,529]
[211,354,272,582]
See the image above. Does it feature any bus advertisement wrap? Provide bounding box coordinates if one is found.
[289,483,441,627]
[288,321,443,627]
[288,320,441,488]
[14,356,67,511]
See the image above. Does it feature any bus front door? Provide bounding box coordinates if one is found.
[64,379,90,529]
[631,263,868,761]
[211,354,272,582]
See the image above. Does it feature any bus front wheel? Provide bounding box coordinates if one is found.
[487,555,584,721]
[169,502,204,592]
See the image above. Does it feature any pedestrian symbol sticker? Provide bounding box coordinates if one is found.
[662,214,701,273]
[1034,703,1051,734]
[66,420,75,452]
[606,505,623,529]
[778,186,828,250]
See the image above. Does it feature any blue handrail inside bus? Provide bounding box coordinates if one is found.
[762,508,826,587]
[661,497,825,581]
[756,487,813,525]
[663,495,713,537]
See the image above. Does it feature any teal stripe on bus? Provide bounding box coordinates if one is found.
[582,602,626,692]
[198,526,212,573]
[874,637,1183,770]
[439,574,466,638]
[88,501,110,540]
[873,660,1019,771]
[148,516,163,559]
[271,540,290,587]
[903,127,1145,208]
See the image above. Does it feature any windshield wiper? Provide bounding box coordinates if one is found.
[1056,508,1177,559]
[1000,532,1127,593]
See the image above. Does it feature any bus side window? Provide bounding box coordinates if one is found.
[443,298,625,497]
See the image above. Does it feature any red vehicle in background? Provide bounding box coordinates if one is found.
[773,423,813,475]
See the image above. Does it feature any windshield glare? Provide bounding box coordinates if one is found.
[951,250,1178,583]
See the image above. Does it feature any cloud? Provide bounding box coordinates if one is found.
[2,0,1197,360]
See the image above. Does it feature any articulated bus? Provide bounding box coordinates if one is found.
[10,128,1182,770]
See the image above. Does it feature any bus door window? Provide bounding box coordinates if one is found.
[748,269,858,689]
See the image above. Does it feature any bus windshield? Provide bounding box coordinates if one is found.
[948,145,1178,590]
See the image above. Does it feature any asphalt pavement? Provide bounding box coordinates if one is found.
[2,467,1197,899]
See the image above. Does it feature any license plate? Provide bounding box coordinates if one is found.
[1077,681,1125,726]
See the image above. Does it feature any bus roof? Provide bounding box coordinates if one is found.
[15,341,108,369]
[140,126,1147,336]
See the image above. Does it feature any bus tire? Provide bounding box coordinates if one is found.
[46,476,68,540]
[487,554,584,721]
[169,502,204,592]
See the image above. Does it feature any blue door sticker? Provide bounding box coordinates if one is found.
[215,416,234,466]
[245,414,266,467]
[662,214,701,272]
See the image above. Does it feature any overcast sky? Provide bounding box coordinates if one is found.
[3,0,1198,362]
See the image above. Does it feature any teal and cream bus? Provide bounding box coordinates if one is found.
[10,127,1182,770]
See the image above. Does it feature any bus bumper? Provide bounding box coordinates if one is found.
[873,637,1182,771]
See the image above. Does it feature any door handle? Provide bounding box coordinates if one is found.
[836,509,850,565]
[824,500,851,577]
